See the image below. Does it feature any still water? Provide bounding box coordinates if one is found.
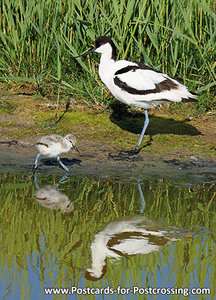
[0,166,215,300]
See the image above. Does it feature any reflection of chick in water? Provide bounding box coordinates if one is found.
[34,173,74,212]
[35,187,74,212]
[85,215,177,281]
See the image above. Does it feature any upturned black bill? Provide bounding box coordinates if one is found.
[74,48,95,58]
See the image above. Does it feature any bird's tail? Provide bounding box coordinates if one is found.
[181,91,198,102]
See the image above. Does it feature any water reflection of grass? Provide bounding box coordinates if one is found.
[0,174,215,299]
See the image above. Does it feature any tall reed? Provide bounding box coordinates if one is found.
[0,0,215,109]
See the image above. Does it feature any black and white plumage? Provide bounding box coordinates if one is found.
[77,36,197,153]
[85,215,177,281]
[33,134,77,172]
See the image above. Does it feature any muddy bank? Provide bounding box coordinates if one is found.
[0,138,215,183]
[0,92,215,181]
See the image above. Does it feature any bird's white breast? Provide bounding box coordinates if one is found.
[99,59,137,105]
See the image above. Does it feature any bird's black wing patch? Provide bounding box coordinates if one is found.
[181,97,197,102]
[115,66,140,75]
[114,61,179,95]
[114,76,179,95]
[114,62,160,76]
[36,142,49,147]
[114,62,197,101]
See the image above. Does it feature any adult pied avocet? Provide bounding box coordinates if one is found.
[33,134,78,172]
[76,36,197,153]
[85,215,177,281]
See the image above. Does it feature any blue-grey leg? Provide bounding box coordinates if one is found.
[57,155,70,172]
[135,109,149,152]
[138,183,145,213]
[34,172,40,189]
[56,174,69,187]
[33,153,41,170]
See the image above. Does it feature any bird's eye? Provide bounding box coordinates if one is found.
[96,41,102,48]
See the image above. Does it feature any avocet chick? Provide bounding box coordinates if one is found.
[33,134,78,172]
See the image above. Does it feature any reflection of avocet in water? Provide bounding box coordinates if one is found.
[85,182,175,281]
[34,173,74,212]
[85,215,177,281]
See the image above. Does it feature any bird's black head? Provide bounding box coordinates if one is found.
[94,36,116,60]
[75,36,116,60]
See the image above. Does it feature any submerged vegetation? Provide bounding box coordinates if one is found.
[0,173,216,299]
[0,0,215,111]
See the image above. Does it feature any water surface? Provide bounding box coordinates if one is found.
[0,166,215,300]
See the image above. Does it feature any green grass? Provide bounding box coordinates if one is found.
[0,92,215,158]
[0,0,215,111]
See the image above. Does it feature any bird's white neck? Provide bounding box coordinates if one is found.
[98,55,115,86]
[87,236,107,278]
[88,231,121,277]
[100,50,114,63]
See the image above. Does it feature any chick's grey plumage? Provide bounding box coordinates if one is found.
[34,134,77,172]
